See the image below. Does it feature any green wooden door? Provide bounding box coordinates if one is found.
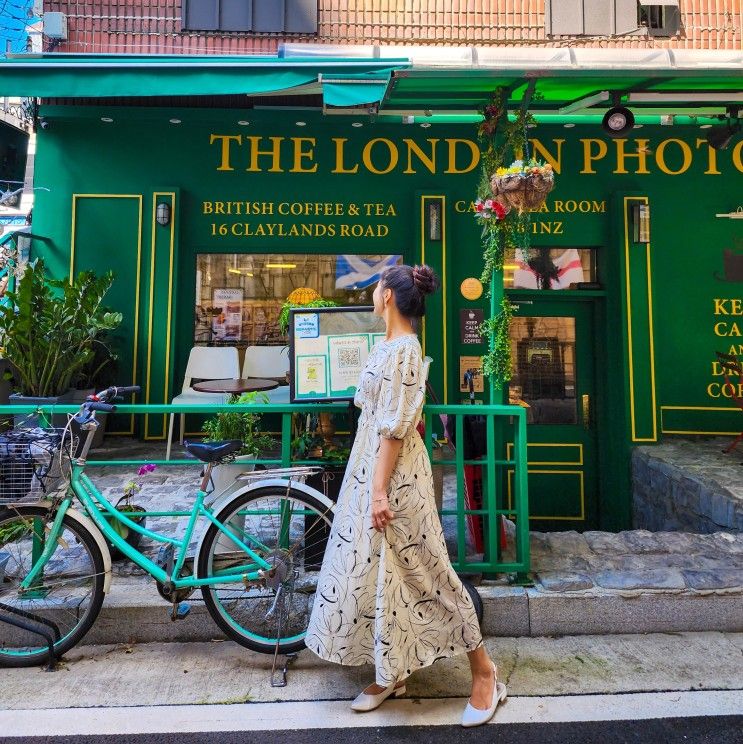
[508,299,598,530]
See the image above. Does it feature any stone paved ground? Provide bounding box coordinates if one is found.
[82,438,743,594]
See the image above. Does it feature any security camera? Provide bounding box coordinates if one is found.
[38,118,49,130]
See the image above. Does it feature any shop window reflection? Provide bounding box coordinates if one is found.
[194,253,401,346]
[504,247,597,290]
[510,316,577,425]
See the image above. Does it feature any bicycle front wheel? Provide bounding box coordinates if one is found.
[0,505,106,667]
[198,486,334,655]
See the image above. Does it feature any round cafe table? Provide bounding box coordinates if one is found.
[192,378,279,394]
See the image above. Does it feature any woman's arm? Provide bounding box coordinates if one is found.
[371,437,403,531]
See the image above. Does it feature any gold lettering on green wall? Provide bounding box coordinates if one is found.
[529,138,564,174]
[402,138,439,174]
[331,138,359,174]
[290,138,318,173]
[615,139,651,175]
[209,134,241,171]
[695,138,722,175]
[245,136,284,173]
[655,138,693,175]
[362,138,399,175]
[444,139,480,174]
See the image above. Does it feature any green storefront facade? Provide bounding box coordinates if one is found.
[3,51,740,533]
[27,105,743,532]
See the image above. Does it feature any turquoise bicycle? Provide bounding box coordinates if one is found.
[0,386,335,667]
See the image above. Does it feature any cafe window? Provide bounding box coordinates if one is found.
[194,253,401,346]
[504,247,597,290]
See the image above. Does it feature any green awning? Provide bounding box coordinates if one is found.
[320,73,391,108]
[0,54,409,99]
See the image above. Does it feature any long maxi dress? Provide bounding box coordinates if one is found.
[305,333,483,687]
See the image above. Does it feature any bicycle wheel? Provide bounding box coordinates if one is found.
[198,486,334,655]
[0,505,106,667]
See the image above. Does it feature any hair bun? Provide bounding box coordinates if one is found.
[412,264,439,296]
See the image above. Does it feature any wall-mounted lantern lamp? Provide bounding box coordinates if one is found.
[631,202,651,243]
[427,199,442,241]
[156,202,171,226]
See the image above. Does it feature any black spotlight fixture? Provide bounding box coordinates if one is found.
[706,109,741,151]
[601,94,635,138]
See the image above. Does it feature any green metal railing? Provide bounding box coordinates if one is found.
[0,401,530,578]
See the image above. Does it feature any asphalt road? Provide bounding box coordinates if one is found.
[2,717,742,744]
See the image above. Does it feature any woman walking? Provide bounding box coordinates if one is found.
[305,264,506,727]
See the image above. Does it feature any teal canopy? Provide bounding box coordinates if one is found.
[0,54,408,99]
[320,73,391,108]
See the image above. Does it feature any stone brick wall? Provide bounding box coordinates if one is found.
[632,439,743,533]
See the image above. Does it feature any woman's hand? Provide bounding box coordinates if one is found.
[371,488,395,532]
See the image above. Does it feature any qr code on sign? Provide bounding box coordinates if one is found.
[338,348,361,369]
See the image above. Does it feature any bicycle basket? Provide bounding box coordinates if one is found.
[0,428,75,505]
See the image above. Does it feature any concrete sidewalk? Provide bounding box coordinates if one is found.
[85,526,743,646]
[1,632,741,710]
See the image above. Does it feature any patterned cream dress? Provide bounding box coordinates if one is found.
[305,333,483,687]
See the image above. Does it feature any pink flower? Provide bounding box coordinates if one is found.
[138,463,157,476]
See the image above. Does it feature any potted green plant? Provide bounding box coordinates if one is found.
[0,259,122,426]
[105,464,156,561]
[202,391,274,494]
[277,287,337,337]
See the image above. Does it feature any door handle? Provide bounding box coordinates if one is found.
[582,394,590,429]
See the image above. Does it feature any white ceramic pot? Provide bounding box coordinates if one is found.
[210,453,256,496]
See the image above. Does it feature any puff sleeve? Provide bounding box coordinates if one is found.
[375,342,426,440]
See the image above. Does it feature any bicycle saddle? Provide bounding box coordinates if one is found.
[184,439,243,463]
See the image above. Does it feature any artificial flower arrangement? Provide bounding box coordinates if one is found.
[490,158,555,212]
[474,196,510,223]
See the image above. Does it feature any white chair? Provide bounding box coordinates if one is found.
[242,345,291,404]
[166,346,240,460]
[242,345,290,380]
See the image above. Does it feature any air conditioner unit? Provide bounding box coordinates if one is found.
[43,12,68,40]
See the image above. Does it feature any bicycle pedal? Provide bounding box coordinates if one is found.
[175,602,191,619]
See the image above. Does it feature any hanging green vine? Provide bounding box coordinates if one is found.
[480,297,514,382]
[474,87,551,387]
[475,89,539,288]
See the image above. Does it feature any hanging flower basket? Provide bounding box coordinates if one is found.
[490,160,555,213]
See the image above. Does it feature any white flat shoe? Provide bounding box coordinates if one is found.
[461,663,507,727]
[351,682,407,712]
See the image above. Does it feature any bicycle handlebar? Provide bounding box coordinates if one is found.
[88,402,116,413]
[88,385,141,403]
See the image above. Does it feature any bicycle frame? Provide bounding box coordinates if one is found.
[19,449,279,595]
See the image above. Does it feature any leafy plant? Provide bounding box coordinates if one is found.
[291,429,324,459]
[0,259,122,397]
[278,298,337,336]
[480,297,514,383]
[74,332,120,391]
[0,518,30,547]
[203,391,274,457]
[291,413,350,463]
